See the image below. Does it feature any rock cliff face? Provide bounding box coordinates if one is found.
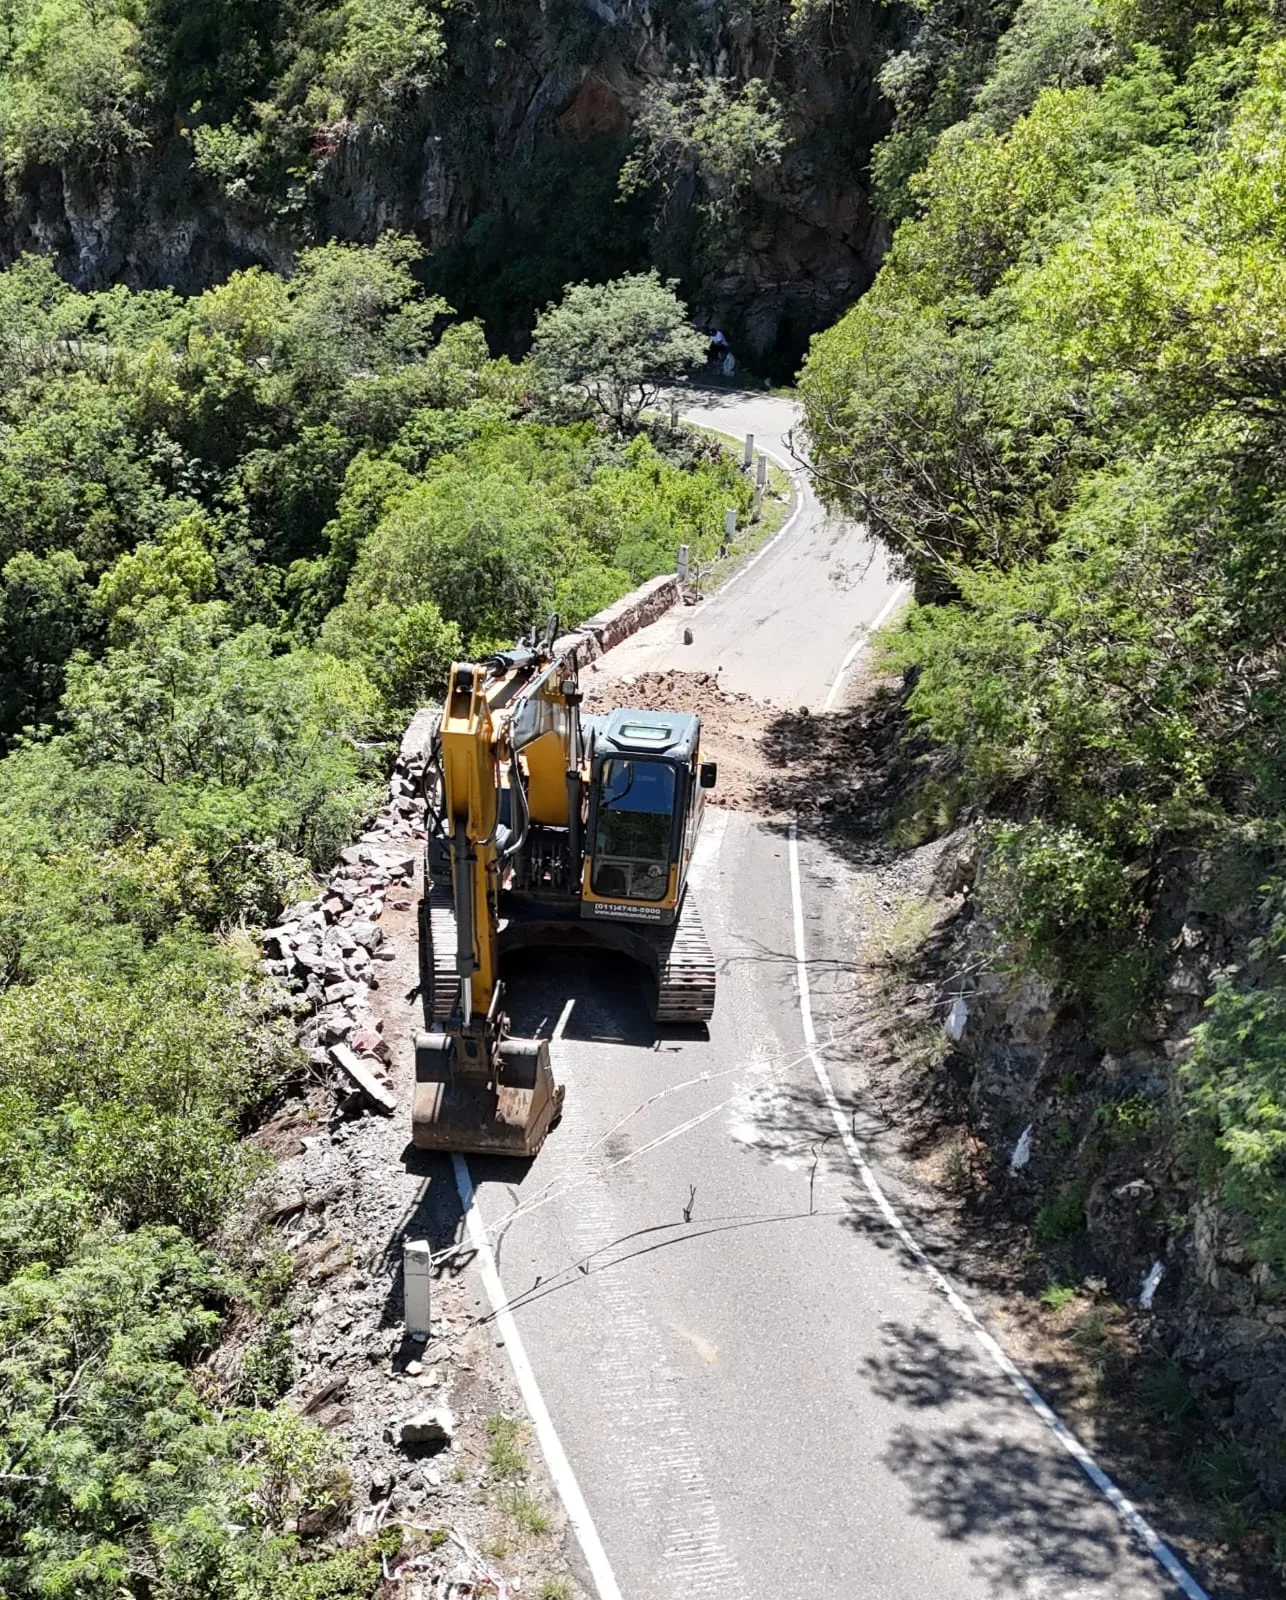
[938,841,1286,1503]
[0,2,900,371]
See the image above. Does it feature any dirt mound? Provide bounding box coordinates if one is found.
[583,667,782,812]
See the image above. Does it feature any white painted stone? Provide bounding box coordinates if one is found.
[404,1238,432,1335]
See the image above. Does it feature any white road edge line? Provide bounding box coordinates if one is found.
[786,825,1210,1600]
[453,1154,626,1600]
[682,423,806,602]
[822,581,912,712]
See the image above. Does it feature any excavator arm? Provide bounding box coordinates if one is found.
[412,636,568,1158]
[437,659,507,1026]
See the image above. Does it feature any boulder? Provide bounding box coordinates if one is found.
[294,944,325,973]
[399,1406,454,1449]
[314,1007,355,1046]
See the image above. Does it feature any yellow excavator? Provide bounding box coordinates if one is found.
[412,617,718,1158]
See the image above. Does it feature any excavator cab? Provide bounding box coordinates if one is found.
[580,711,717,926]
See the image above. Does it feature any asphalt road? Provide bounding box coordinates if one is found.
[465,391,1195,1600]
[599,385,906,708]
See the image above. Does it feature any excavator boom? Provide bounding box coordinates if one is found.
[412,632,571,1158]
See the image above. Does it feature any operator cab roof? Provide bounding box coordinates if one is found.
[597,708,701,762]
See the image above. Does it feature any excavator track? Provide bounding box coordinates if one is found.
[418,878,461,1027]
[653,895,717,1024]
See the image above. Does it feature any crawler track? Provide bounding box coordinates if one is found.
[419,880,460,1026]
[652,895,717,1023]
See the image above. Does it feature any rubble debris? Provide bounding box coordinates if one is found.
[399,1406,455,1449]
[330,1042,397,1113]
[584,667,780,813]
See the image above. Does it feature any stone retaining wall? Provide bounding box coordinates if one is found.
[551,572,679,668]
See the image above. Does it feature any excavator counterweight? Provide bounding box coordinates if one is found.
[410,616,717,1159]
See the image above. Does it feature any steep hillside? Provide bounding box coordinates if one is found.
[0,0,927,367]
[802,0,1286,1553]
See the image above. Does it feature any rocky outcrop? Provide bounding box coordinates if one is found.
[0,2,903,368]
[935,834,1286,1503]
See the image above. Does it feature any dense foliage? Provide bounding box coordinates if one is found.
[802,0,1286,1273]
[0,1,897,367]
[0,236,737,1594]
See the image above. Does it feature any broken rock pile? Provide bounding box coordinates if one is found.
[260,709,436,1105]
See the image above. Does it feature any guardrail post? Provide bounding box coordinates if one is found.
[743,433,754,470]
[723,507,737,552]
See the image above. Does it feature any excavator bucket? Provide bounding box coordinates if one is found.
[412,1033,565,1158]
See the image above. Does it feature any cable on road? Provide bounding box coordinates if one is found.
[423,1017,867,1272]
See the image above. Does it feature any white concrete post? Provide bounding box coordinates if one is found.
[669,400,679,430]
[676,543,690,582]
[743,433,754,470]
[756,452,768,489]
[404,1238,432,1335]
[723,507,737,551]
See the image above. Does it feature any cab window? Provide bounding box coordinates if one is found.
[592,758,675,901]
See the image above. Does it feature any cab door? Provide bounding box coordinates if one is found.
[677,751,703,899]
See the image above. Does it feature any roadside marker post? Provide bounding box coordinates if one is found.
[403,1238,432,1335]
[742,433,754,469]
[722,507,737,552]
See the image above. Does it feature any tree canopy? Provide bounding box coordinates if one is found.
[801,1,1286,1282]
[530,271,707,433]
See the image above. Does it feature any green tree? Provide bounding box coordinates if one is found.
[320,596,461,711]
[530,272,705,433]
[0,0,149,178]
[324,0,444,118]
[0,548,91,741]
[620,73,786,224]
[93,512,217,642]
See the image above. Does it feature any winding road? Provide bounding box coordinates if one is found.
[459,390,1203,1600]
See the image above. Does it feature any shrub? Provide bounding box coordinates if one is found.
[1035,1182,1088,1241]
[1183,884,1286,1274]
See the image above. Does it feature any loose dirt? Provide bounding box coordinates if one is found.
[583,665,789,814]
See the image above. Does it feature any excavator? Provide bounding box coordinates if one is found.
[412,616,718,1158]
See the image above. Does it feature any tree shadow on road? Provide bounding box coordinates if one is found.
[859,1320,1213,1598]
[753,680,916,868]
